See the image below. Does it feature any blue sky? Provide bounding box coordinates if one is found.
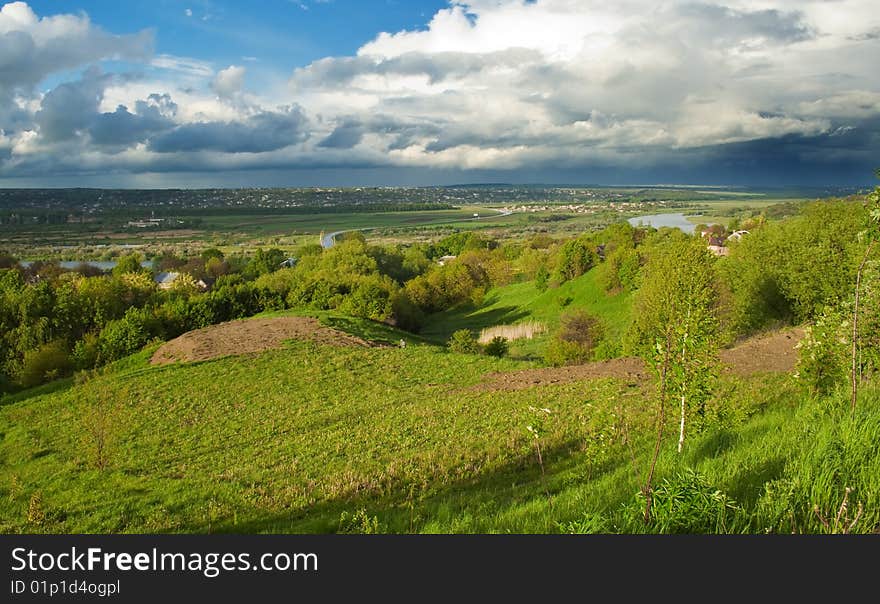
[38,1,445,68]
[1,1,879,187]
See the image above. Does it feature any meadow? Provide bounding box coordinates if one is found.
[1,322,877,534]
[419,269,632,360]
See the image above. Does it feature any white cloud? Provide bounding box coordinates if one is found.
[0,1,152,91]
[150,54,214,78]
[211,65,246,98]
[1,0,879,181]
[286,0,880,171]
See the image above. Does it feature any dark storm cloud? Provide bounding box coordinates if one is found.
[32,70,175,147]
[318,119,364,149]
[89,94,177,146]
[318,114,444,150]
[148,106,309,153]
[34,68,111,142]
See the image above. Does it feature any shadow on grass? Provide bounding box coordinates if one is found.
[319,315,434,347]
[725,457,787,510]
[419,305,531,343]
[190,438,636,535]
[0,377,75,408]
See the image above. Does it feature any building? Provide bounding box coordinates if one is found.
[154,272,180,289]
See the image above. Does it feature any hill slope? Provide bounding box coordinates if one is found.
[1,316,878,534]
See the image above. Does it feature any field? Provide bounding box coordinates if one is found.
[1,184,827,261]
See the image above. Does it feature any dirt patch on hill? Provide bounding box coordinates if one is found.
[150,316,370,365]
[472,327,804,392]
[474,357,648,392]
[719,327,804,377]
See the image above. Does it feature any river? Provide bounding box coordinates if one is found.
[627,212,701,234]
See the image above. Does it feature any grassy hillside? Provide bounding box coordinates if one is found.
[1,328,878,534]
[420,269,632,360]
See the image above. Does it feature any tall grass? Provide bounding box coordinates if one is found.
[478,322,547,344]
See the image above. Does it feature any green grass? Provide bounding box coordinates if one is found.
[0,319,878,534]
[420,269,632,360]
[255,308,435,348]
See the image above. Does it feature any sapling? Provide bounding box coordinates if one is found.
[526,405,553,507]
[851,176,880,412]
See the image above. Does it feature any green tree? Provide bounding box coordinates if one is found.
[111,252,145,276]
[556,237,596,282]
[544,309,602,366]
[629,238,719,522]
[534,265,550,292]
[851,172,880,410]
[484,336,509,358]
[448,329,480,354]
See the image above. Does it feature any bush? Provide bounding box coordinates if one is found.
[484,336,509,358]
[624,469,743,534]
[555,237,596,283]
[544,339,591,367]
[448,329,481,354]
[96,308,158,363]
[71,332,101,370]
[545,309,602,366]
[19,341,72,388]
[534,265,550,292]
[795,307,849,396]
[596,246,640,293]
[391,291,424,332]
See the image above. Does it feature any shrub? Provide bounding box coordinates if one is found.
[795,307,849,396]
[555,237,596,283]
[96,309,157,363]
[596,246,640,293]
[624,469,743,534]
[544,339,591,367]
[544,309,602,366]
[71,332,101,370]
[391,291,424,332]
[484,336,509,358]
[448,329,481,354]
[19,341,72,388]
[534,265,550,292]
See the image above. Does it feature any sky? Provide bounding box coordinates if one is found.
[0,0,878,188]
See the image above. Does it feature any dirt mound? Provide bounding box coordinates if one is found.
[472,327,804,392]
[719,327,804,377]
[151,316,370,365]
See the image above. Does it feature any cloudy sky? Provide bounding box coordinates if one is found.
[0,0,878,187]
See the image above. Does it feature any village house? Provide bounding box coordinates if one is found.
[154,272,209,291]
